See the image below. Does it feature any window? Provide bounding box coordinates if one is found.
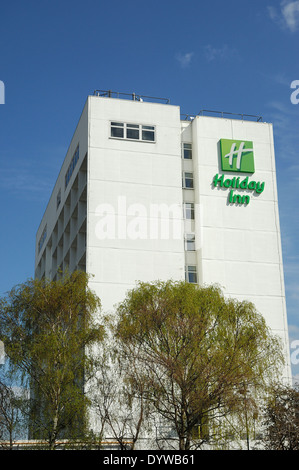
[185,233,195,251]
[142,125,155,141]
[38,225,47,253]
[110,122,155,142]
[65,145,79,189]
[185,265,197,283]
[127,123,139,140]
[183,143,192,159]
[111,122,124,138]
[184,202,195,220]
[56,189,61,210]
[183,172,194,189]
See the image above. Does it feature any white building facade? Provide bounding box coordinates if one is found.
[35,91,292,386]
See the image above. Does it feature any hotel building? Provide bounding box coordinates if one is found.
[35,90,292,387]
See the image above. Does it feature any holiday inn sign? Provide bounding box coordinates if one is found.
[213,139,265,205]
[220,138,255,173]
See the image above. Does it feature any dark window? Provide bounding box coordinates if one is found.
[57,189,61,209]
[38,225,47,253]
[111,122,124,138]
[127,124,140,140]
[110,122,155,142]
[185,203,195,219]
[184,172,194,188]
[142,125,155,141]
[186,265,197,283]
[183,143,192,159]
[65,145,79,189]
[185,234,195,251]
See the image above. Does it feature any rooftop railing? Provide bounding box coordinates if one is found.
[93,90,263,122]
[93,89,170,104]
[181,109,263,122]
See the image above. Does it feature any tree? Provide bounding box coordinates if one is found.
[114,280,284,450]
[0,375,28,449]
[261,384,299,450]
[90,338,152,450]
[0,270,103,449]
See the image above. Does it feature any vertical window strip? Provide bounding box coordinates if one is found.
[57,189,61,210]
[65,145,79,189]
[38,225,47,253]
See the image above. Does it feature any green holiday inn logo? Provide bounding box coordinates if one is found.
[220,139,255,173]
[214,138,265,206]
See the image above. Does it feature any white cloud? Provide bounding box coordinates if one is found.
[176,52,194,68]
[286,283,299,301]
[0,166,52,195]
[268,5,278,21]
[202,44,237,62]
[268,1,299,32]
[282,0,299,31]
[266,100,299,160]
[176,45,237,67]
[289,324,299,336]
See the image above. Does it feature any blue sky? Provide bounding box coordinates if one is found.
[0,0,299,376]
